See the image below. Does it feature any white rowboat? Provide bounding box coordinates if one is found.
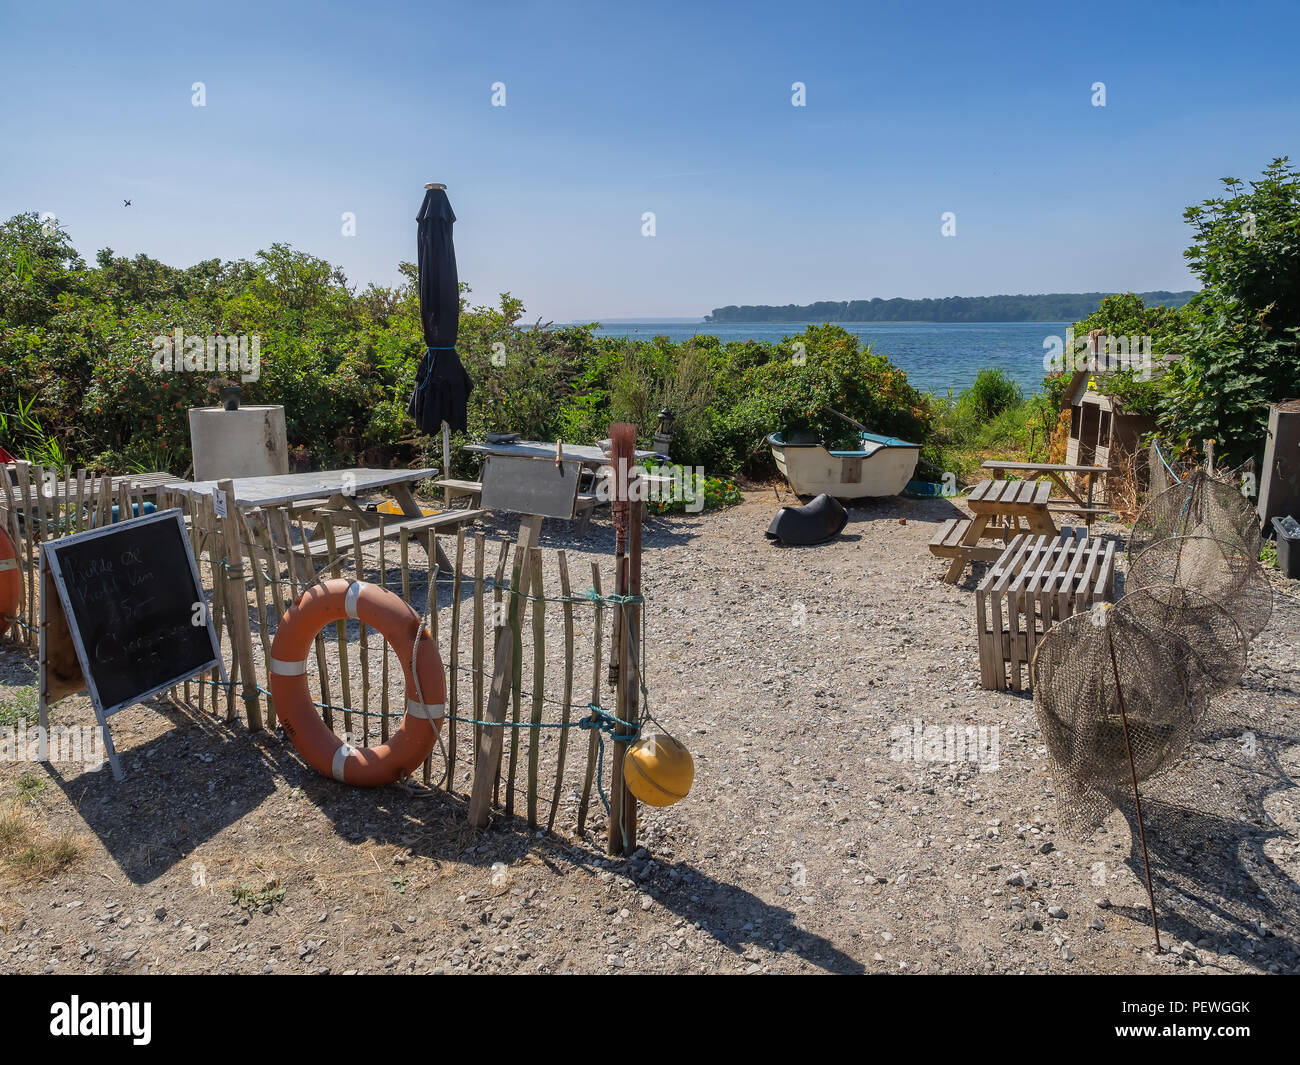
[769,430,920,499]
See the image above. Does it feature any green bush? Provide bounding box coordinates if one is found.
[960,367,1023,422]
[0,215,934,485]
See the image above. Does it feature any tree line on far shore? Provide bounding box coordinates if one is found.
[705,291,1198,324]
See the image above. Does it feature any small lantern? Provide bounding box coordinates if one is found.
[654,408,674,459]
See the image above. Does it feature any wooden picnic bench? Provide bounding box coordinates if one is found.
[979,460,1111,523]
[973,531,1117,691]
[929,479,1058,583]
[288,508,486,579]
[162,467,486,581]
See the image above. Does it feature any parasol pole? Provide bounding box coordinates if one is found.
[424,182,453,506]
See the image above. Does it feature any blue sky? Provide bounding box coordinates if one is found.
[2,0,1296,320]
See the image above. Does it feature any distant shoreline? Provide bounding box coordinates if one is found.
[702,290,1198,324]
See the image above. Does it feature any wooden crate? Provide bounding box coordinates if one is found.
[974,531,1117,692]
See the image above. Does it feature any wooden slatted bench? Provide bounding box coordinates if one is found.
[433,478,483,505]
[974,532,1117,692]
[290,508,486,576]
[928,518,1007,582]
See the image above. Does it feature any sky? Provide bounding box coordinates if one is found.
[2,0,1297,321]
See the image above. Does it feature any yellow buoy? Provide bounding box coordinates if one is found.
[623,733,694,807]
[376,500,440,517]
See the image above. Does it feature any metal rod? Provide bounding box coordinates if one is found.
[1106,625,1161,952]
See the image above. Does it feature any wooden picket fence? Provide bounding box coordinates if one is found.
[2,462,638,848]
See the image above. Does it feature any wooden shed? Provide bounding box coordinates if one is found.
[1062,370,1158,488]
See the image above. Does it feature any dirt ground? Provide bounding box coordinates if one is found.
[2,489,1298,975]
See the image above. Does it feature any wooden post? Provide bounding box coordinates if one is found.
[471,533,485,767]
[237,509,277,729]
[324,522,353,740]
[448,528,465,787]
[422,528,439,786]
[468,620,514,829]
[577,562,604,834]
[490,537,510,805]
[504,517,541,815]
[377,517,389,744]
[282,509,334,730]
[526,546,545,828]
[250,510,289,718]
[352,518,366,744]
[217,480,263,730]
[15,462,36,650]
[548,550,575,832]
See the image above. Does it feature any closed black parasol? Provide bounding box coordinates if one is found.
[408,183,472,436]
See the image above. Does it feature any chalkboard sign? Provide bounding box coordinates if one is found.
[480,453,583,519]
[41,510,221,777]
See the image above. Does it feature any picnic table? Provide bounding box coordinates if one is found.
[979,460,1110,523]
[929,479,1058,583]
[163,468,483,579]
[974,531,1117,691]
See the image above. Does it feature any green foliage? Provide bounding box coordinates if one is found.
[1160,158,1300,464]
[640,461,742,514]
[0,216,936,483]
[0,686,39,729]
[960,367,1022,422]
[1069,292,1184,417]
[925,377,1033,482]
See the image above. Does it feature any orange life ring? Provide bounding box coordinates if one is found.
[0,527,21,638]
[268,578,445,786]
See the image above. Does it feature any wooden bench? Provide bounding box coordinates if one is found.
[974,532,1117,692]
[928,518,1008,582]
[433,478,483,505]
[290,508,486,577]
[980,460,1111,524]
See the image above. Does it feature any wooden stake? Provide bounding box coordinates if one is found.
[548,550,575,832]
[292,513,334,731]
[323,521,352,738]
[577,562,604,834]
[472,532,486,767]
[352,518,366,743]
[217,479,263,730]
[526,546,545,828]
[448,528,465,787]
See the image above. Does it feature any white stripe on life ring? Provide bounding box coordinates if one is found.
[344,582,363,619]
[269,657,308,676]
[405,699,446,721]
[332,743,356,782]
[0,558,17,572]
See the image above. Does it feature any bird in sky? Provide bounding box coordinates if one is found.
[123,199,132,207]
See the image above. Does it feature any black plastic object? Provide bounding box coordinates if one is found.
[765,492,848,546]
[1273,515,1300,578]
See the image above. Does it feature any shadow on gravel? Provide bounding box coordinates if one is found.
[1109,731,1300,972]
[280,767,866,973]
[44,699,278,886]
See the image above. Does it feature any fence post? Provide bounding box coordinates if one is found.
[216,479,263,730]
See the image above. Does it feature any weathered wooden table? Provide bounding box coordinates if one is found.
[163,468,482,579]
[929,479,1058,583]
[979,460,1111,523]
[974,531,1117,691]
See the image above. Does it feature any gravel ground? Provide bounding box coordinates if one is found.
[1,489,1298,975]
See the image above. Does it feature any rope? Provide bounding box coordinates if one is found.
[1152,440,1183,485]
